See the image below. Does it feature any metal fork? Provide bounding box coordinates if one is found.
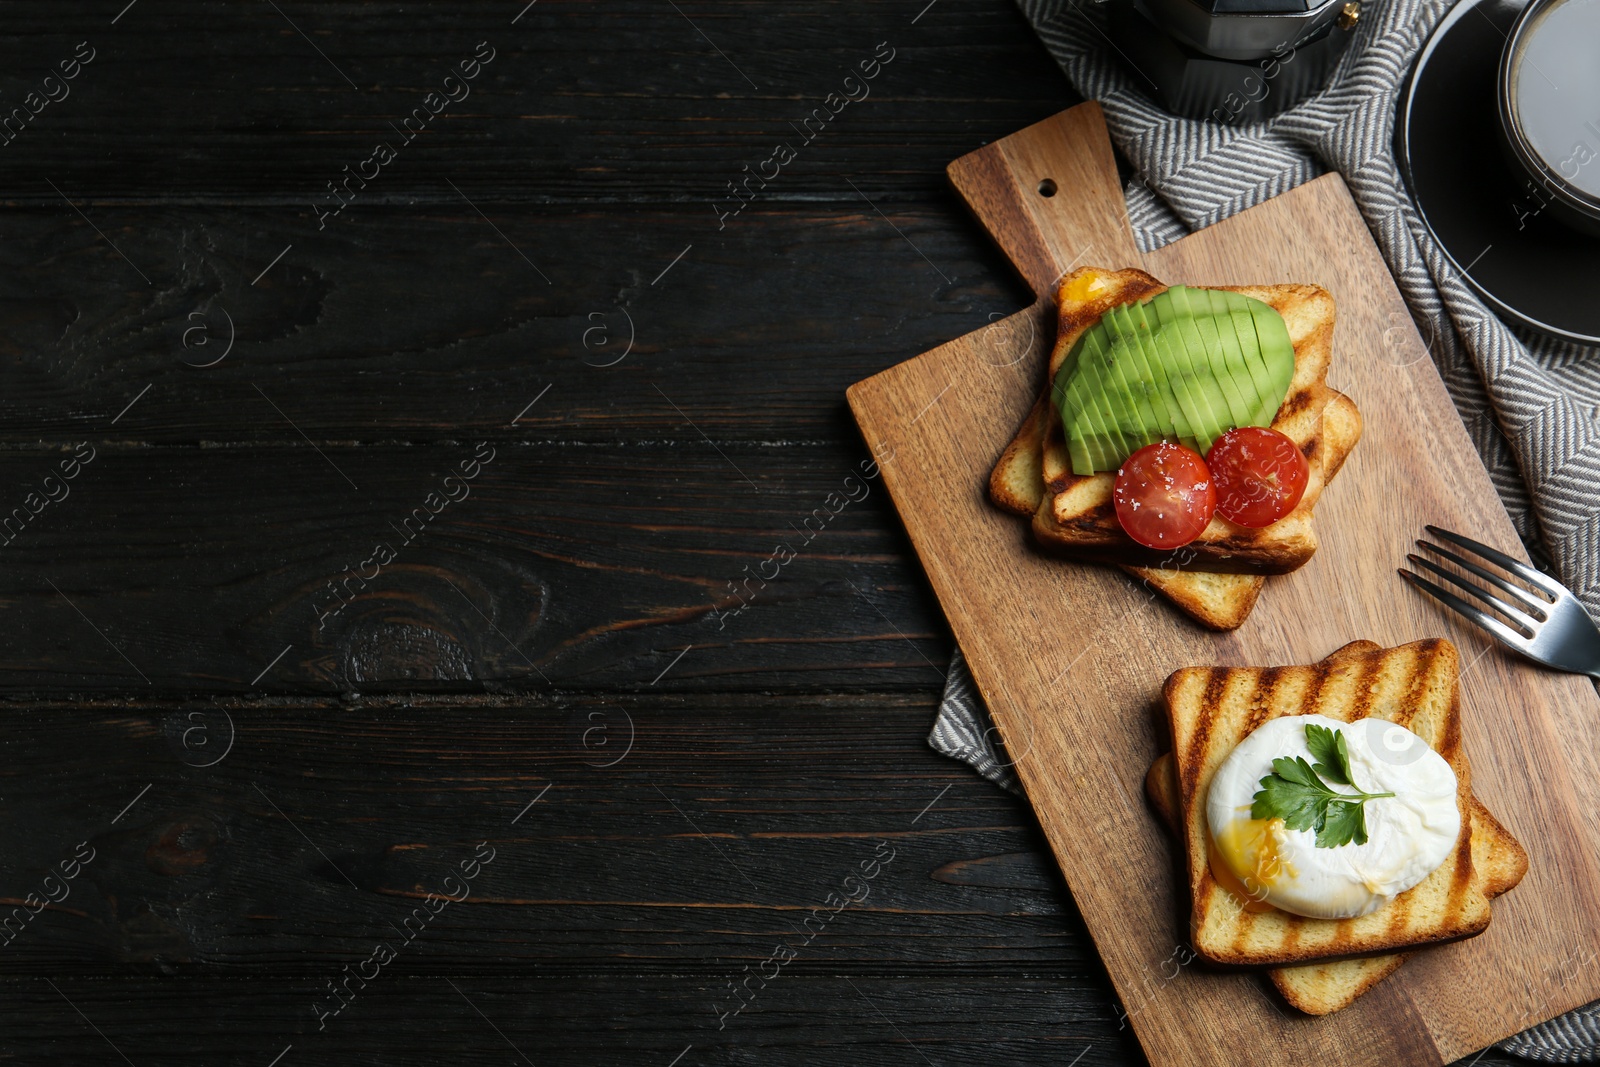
[1399,525,1600,678]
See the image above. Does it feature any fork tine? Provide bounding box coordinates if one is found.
[1398,567,1534,651]
[1406,554,1539,629]
[1424,525,1566,598]
[1412,542,1549,618]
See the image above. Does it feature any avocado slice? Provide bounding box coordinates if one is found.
[1118,298,1191,449]
[1055,329,1126,474]
[1077,326,1136,470]
[1216,294,1270,424]
[1063,420,1095,480]
[1198,290,1264,428]
[1168,288,1246,448]
[1216,299,1267,428]
[1151,287,1230,454]
[1065,421,1094,479]
[1244,298,1296,426]
[1144,293,1213,455]
[1153,327,1215,456]
[1098,306,1167,452]
[1126,303,1190,447]
[1062,332,1114,472]
[1209,289,1281,426]
[1051,352,1096,476]
[1050,288,1299,474]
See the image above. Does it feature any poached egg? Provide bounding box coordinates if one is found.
[1205,713,1460,919]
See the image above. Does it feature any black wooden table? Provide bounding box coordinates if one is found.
[0,4,1528,1064]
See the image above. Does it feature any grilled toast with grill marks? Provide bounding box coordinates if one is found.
[1014,266,1362,574]
[1163,638,1520,966]
[1148,751,1527,1012]
[989,390,1265,630]
[1143,642,1529,1014]
[1147,643,1405,1012]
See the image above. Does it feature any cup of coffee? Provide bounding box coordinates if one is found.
[1498,0,1600,238]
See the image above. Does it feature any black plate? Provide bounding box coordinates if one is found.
[1397,0,1600,344]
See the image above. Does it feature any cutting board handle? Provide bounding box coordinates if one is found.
[947,101,1143,302]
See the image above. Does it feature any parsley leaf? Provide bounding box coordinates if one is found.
[1253,757,1329,833]
[1316,796,1370,850]
[1304,722,1352,785]
[1250,724,1395,848]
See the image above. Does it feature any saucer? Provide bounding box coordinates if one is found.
[1397,0,1600,344]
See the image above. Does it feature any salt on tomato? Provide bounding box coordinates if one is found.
[1112,442,1216,550]
[1206,426,1309,528]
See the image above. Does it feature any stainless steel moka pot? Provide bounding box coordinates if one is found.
[1105,0,1362,122]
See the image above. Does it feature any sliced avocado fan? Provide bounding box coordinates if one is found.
[1051,285,1295,476]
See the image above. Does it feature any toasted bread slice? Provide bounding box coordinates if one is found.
[1164,639,1510,966]
[990,392,1265,630]
[1468,800,1531,897]
[1145,756,1528,1014]
[1146,642,1402,1013]
[1031,267,1362,574]
[1268,797,1527,1014]
[1145,638,1527,1012]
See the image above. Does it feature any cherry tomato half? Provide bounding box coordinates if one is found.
[1206,426,1309,528]
[1112,442,1217,550]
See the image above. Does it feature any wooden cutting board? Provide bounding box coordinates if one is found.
[847,102,1600,1067]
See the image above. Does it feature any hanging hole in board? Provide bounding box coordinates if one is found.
[1037,178,1058,198]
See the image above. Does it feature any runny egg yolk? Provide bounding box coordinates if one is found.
[1062,270,1109,304]
[1209,815,1297,912]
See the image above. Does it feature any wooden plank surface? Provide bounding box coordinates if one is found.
[0,975,1131,1066]
[0,0,1067,204]
[848,103,1600,1066]
[0,206,1015,443]
[0,695,1080,973]
[0,443,947,692]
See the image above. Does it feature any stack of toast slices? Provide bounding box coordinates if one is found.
[989,266,1364,630]
[1147,638,1527,1014]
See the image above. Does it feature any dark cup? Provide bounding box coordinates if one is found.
[1497,0,1600,238]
